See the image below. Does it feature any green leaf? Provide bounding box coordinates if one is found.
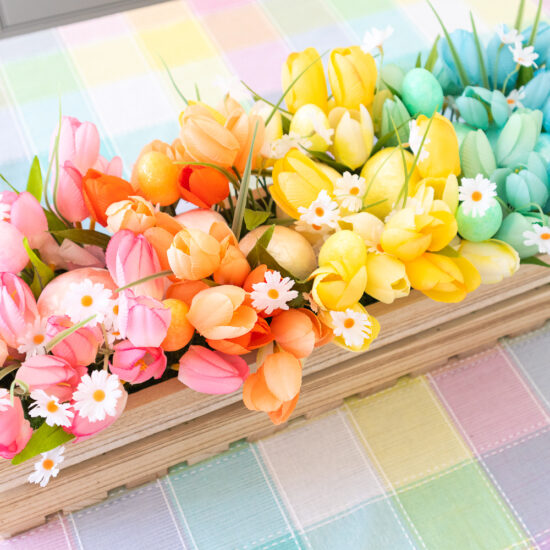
[426,0,470,87]
[22,237,55,298]
[194,83,201,101]
[244,209,271,231]
[438,245,460,258]
[239,81,291,115]
[12,423,74,465]
[415,52,422,68]
[45,314,96,352]
[26,156,43,201]
[470,12,489,89]
[518,0,542,86]
[246,224,275,267]
[0,172,19,193]
[45,210,68,232]
[304,148,349,174]
[521,256,550,268]
[371,115,413,155]
[424,35,440,72]
[51,229,111,249]
[232,121,259,239]
[0,363,19,383]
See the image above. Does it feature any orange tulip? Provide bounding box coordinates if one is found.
[167,227,221,280]
[213,239,251,287]
[187,285,257,340]
[207,317,273,355]
[143,226,175,277]
[166,280,210,306]
[154,211,183,235]
[161,298,194,352]
[179,103,240,168]
[302,308,334,347]
[268,393,300,425]
[179,165,230,209]
[270,309,316,358]
[82,169,134,227]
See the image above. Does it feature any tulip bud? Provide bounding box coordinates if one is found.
[505,170,548,211]
[111,340,167,384]
[496,111,542,168]
[0,392,32,459]
[290,104,332,152]
[106,196,156,234]
[459,129,496,178]
[365,252,410,304]
[458,239,519,284]
[494,212,546,258]
[380,96,410,146]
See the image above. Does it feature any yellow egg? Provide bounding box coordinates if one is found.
[134,151,180,206]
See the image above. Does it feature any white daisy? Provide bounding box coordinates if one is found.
[0,202,11,222]
[62,280,114,327]
[408,120,430,162]
[269,133,312,159]
[251,271,299,315]
[312,115,334,146]
[506,86,525,110]
[28,390,74,427]
[103,299,123,345]
[297,190,340,231]
[28,447,65,488]
[213,74,252,103]
[72,370,122,423]
[361,25,394,54]
[509,43,539,68]
[0,388,11,412]
[16,318,48,357]
[523,224,550,254]
[496,24,522,45]
[330,309,372,348]
[334,172,367,212]
[458,175,497,217]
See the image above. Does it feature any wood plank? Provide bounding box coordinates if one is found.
[2,282,549,538]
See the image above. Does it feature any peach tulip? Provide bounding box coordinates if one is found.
[111,340,167,384]
[178,345,249,394]
[178,165,230,209]
[207,317,273,355]
[268,393,300,425]
[0,391,33,459]
[167,228,221,281]
[0,273,38,348]
[270,309,317,358]
[161,298,194,352]
[187,285,257,340]
[165,280,210,306]
[106,230,164,300]
[213,240,251,287]
[118,291,171,348]
[106,196,157,234]
[17,355,86,402]
[65,385,127,442]
[46,315,102,366]
[175,208,228,235]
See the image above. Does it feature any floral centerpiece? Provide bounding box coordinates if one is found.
[1,0,549,488]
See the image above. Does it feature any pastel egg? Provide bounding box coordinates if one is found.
[401,68,444,117]
[457,199,503,242]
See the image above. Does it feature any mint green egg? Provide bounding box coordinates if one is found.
[401,68,444,117]
[457,199,502,242]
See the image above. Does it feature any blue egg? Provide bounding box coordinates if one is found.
[457,199,503,241]
[401,68,444,117]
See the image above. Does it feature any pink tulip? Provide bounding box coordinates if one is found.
[0,273,38,348]
[0,221,28,274]
[55,116,100,176]
[94,155,123,178]
[0,391,33,459]
[64,384,127,442]
[178,345,249,394]
[53,161,89,222]
[111,340,167,384]
[106,230,164,301]
[6,191,47,243]
[17,355,86,402]
[0,340,7,368]
[46,315,102,366]
[118,290,171,348]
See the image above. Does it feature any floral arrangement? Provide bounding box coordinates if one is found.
[1,0,549,488]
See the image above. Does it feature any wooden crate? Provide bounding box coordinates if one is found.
[2,261,550,538]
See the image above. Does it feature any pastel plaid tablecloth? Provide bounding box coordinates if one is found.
[2,0,550,548]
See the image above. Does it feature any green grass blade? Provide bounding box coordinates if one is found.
[415,52,422,68]
[470,12,489,88]
[0,172,19,193]
[159,56,189,105]
[240,81,291,114]
[527,0,542,46]
[426,0,470,87]
[514,0,526,30]
[424,35,440,72]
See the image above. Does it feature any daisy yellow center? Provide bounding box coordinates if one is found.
[376,243,384,253]
[81,295,93,307]
[344,318,355,329]
[268,288,280,300]
[471,191,483,202]
[350,187,360,196]
[541,233,550,240]
[46,400,59,413]
[33,334,45,345]
[113,305,119,315]
[42,459,55,470]
[507,98,515,105]
[312,224,323,231]
[93,389,106,402]
[315,207,325,217]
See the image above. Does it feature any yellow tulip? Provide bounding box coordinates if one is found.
[328,46,377,110]
[411,114,461,179]
[289,104,332,152]
[271,150,334,219]
[319,303,380,352]
[339,212,384,250]
[329,105,374,169]
[282,47,328,114]
[458,239,519,284]
[412,175,459,214]
[360,148,421,219]
[365,252,410,304]
[318,230,367,279]
[406,252,481,303]
[380,205,458,262]
[311,263,367,311]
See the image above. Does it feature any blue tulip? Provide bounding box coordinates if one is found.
[522,71,550,111]
[486,28,518,91]
[432,59,463,96]
[455,96,489,129]
[543,97,550,133]
[523,22,550,68]
[505,170,548,211]
[534,133,550,180]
